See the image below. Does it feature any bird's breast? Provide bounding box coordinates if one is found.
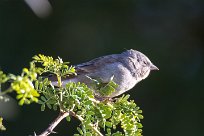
[100,63,138,97]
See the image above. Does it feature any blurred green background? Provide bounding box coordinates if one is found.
[0,0,204,136]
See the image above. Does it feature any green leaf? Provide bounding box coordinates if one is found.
[0,117,6,131]
[47,99,56,104]
[16,94,23,99]
[66,116,71,122]
[77,127,83,135]
[105,121,112,128]
[85,132,92,136]
[106,128,111,135]
[32,55,40,60]
[39,83,43,90]
[35,81,39,89]
[19,98,24,105]
[41,104,45,111]
[38,100,44,104]
[96,79,118,96]
[23,68,29,74]
[41,96,46,102]
[32,97,38,103]
[138,115,144,119]
[53,104,58,111]
[137,123,143,128]
[46,103,52,109]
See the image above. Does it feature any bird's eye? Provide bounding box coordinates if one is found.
[143,61,147,64]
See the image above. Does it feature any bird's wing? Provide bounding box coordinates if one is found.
[48,54,121,82]
[75,54,120,75]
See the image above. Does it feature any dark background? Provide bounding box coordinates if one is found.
[0,0,204,136]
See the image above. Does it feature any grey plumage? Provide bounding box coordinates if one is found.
[51,49,158,97]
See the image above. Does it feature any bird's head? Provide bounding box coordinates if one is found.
[123,49,159,80]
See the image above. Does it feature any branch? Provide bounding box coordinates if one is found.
[37,110,103,136]
[37,112,69,136]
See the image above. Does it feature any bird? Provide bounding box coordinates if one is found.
[51,49,158,97]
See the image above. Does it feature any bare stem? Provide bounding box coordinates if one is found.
[57,75,62,88]
[37,110,103,136]
[0,87,13,96]
[37,112,69,136]
[56,75,63,102]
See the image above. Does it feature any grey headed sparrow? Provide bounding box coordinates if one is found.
[51,49,158,97]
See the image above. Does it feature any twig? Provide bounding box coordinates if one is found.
[0,87,13,96]
[37,110,103,136]
[37,112,69,136]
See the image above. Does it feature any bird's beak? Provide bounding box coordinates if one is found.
[150,64,159,70]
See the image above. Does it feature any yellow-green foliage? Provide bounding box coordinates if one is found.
[0,54,143,135]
